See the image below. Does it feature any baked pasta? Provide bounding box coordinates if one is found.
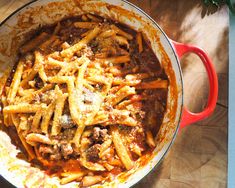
[1,14,168,186]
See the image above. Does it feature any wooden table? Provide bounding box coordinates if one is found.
[0,0,228,187]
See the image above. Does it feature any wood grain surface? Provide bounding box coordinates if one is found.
[0,0,228,188]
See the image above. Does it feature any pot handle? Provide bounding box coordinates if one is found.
[171,40,218,129]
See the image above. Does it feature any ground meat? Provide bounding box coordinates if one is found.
[61,143,73,159]
[34,74,44,89]
[39,145,62,161]
[92,127,108,143]
[50,153,62,161]
[59,114,76,129]
[39,145,53,154]
[49,145,62,161]
[86,144,100,162]
[62,128,76,140]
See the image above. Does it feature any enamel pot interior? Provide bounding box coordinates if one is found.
[0,0,183,187]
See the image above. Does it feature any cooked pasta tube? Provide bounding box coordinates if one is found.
[99,29,117,38]
[102,116,138,127]
[61,26,101,58]
[39,35,58,50]
[80,157,106,171]
[17,84,53,103]
[146,130,156,148]
[48,76,75,84]
[99,139,112,157]
[112,77,141,86]
[11,113,20,128]
[136,32,143,53]
[3,104,46,114]
[110,25,133,40]
[125,73,150,81]
[26,133,52,145]
[18,88,36,97]
[18,132,36,160]
[41,101,56,134]
[19,115,29,131]
[110,126,134,170]
[32,109,43,131]
[86,14,102,22]
[74,22,99,29]
[106,85,135,106]
[81,175,103,187]
[2,96,11,126]
[81,30,92,37]
[7,60,24,104]
[105,55,130,64]
[20,69,38,87]
[35,51,48,82]
[135,80,168,89]
[47,57,67,67]
[51,92,68,135]
[103,163,114,171]
[113,35,129,48]
[60,172,86,185]
[20,32,49,54]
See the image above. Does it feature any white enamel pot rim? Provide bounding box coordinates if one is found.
[0,0,217,188]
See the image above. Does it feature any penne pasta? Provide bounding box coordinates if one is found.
[7,60,24,104]
[39,35,58,50]
[18,131,36,160]
[136,32,143,53]
[20,69,38,87]
[19,114,29,131]
[125,73,150,81]
[32,109,43,131]
[106,85,135,106]
[99,29,117,38]
[110,126,134,170]
[35,51,48,82]
[17,84,54,103]
[135,80,168,89]
[47,57,67,67]
[18,87,36,97]
[113,35,129,48]
[26,133,52,145]
[81,175,103,187]
[74,22,99,29]
[48,76,75,84]
[111,25,133,40]
[105,55,130,64]
[146,130,156,148]
[41,101,56,134]
[20,32,49,54]
[61,26,101,58]
[81,30,92,37]
[80,157,106,171]
[86,14,102,22]
[51,91,67,135]
[3,104,46,114]
[60,172,86,185]
[2,96,11,126]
